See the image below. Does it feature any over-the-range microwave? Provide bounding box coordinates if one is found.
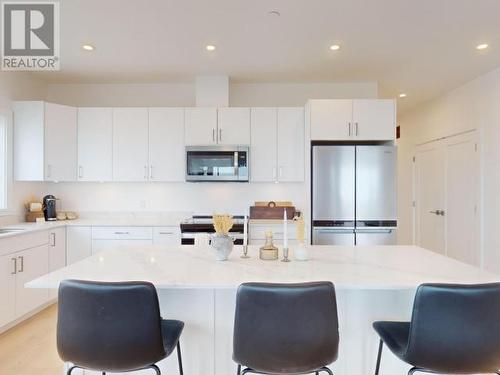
[185,146,249,182]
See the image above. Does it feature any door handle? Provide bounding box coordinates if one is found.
[219,128,222,142]
[348,122,351,136]
[11,257,17,275]
[212,129,215,142]
[355,122,359,136]
[429,210,439,215]
[78,166,83,179]
[18,256,24,273]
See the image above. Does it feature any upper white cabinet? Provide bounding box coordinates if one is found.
[149,108,185,182]
[217,108,250,145]
[308,99,395,141]
[277,107,305,182]
[13,101,77,181]
[185,107,250,146]
[112,108,149,181]
[251,107,304,183]
[250,108,278,182]
[185,108,217,145]
[77,108,113,181]
[352,99,395,140]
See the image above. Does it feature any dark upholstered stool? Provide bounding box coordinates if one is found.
[373,282,500,375]
[233,282,339,375]
[57,280,184,375]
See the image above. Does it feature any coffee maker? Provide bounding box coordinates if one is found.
[43,195,57,221]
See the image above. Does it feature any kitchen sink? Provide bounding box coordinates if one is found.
[0,228,26,234]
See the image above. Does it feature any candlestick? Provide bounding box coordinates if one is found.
[283,208,288,249]
[241,212,250,258]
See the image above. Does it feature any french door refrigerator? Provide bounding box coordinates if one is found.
[312,145,397,245]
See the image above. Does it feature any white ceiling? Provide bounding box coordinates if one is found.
[32,0,500,112]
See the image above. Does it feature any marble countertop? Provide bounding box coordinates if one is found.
[27,245,500,290]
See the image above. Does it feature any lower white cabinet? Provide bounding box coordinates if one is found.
[92,239,153,254]
[0,254,16,327]
[153,227,181,245]
[48,228,66,299]
[91,226,154,254]
[67,227,92,265]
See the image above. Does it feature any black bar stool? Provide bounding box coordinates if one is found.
[373,282,500,375]
[233,282,339,375]
[57,280,184,375]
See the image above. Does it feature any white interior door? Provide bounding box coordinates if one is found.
[112,108,149,181]
[414,131,479,265]
[415,142,446,254]
[77,107,113,181]
[149,108,185,182]
[444,132,479,265]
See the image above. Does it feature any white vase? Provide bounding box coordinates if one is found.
[210,234,234,261]
[294,242,309,261]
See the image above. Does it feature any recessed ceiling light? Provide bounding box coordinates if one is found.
[206,45,216,51]
[329,44,341,51]
[476,43,489,50]
[268,10,281,16]
[399,93,407,98]
[82,44,94,51]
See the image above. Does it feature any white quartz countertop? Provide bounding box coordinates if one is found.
[27,245,500,290]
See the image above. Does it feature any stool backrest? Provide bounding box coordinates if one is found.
[57,280,166,372]
[406,282,500,374]
[233,282,339,374]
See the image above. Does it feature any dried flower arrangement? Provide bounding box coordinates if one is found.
[213,214,234,236]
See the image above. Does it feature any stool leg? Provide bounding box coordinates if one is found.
[374,339,383,375]
[237,364,241,375]
[177,341,184,375]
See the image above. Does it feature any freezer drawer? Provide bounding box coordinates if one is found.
[312,145,355,222]
[355,229,397,245]
[313,228,355,245]
[355,145,397,222]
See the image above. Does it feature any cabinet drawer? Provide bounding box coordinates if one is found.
[153,227,181,245]
[249,223,297,240]
[91,227,153,240]
[0,230,49,257]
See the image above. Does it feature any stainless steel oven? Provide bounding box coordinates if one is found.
[185,146,249,182]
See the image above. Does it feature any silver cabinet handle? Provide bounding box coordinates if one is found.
[212,129,215,142]
[50,232,56,246]
[114,231,130,235]
[355,122,359,136]
[159,232,174,235]
[47,164,52,178]
[278,166,283,179]
[150,165,154,180]
[144,165,148,180]
[272,166,277,181]
[78,166,83,179]
[348,122,352,136]
[219,128,222,142]
[18,256,24,273]
[11,257,17,275]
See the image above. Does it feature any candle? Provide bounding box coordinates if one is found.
[243,210,248,246]
[283,208,288,249]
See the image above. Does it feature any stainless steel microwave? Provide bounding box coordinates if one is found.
[185,146,249,182]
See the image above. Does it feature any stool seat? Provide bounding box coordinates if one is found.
[372,321,410,361]
[161,320,184,356]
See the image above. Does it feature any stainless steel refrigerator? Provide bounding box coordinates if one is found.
[312,145,397,245]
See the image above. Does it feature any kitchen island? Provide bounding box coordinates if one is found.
[28,245,500,375]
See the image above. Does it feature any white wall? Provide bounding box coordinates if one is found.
[398,66,500,273]
[46,81,378,107]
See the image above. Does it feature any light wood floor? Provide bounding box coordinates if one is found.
[0,304,63,375]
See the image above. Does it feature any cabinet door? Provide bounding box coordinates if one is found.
[0,254,16,327]
[184,108,217,146]
[309,100,353,140]
[250,108,277,182]
[153,227,181,245]
[48,228,66,299]
[217,108,250,145]
[113,108,149,181]
[149,108,185,182]
[277,107,304,182]
[77,108,113,181]
[44,103,78,181]
[66,227,92,265]
[352,99,395,140]
[15,245,49,318]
